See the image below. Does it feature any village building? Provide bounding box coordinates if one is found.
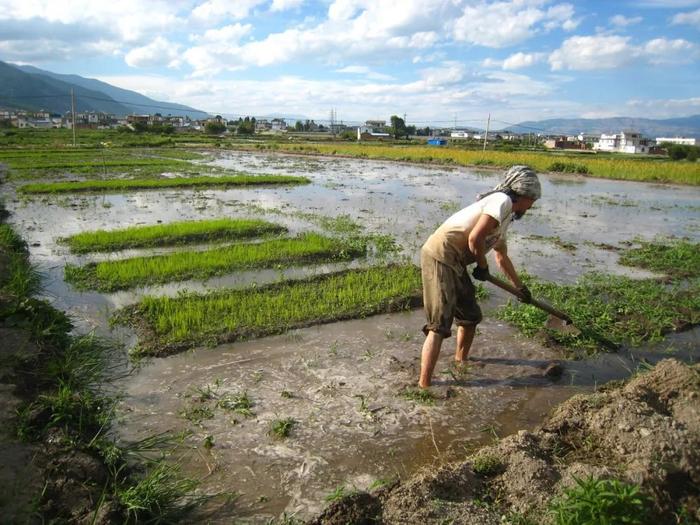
[655,136,696,146]
[593,130,651,154]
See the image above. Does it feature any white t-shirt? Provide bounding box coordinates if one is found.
[422,192,513,271]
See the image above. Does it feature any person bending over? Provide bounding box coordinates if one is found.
[419,165,541,388]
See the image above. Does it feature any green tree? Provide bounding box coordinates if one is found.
[205,121,226,134]
[390,115,407,139]
[295,120,303,132]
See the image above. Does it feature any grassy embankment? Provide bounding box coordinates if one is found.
[496,239,700,354]
[116,264,422,356]
[61,218,287,253]
[0,204,211,522]
[246,142,700,185]
[19,173,310,193]
[66,232,366,291]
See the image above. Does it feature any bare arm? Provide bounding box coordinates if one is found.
[467,214,499,269]
[493,241,524,288]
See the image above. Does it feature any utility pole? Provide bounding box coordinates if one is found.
[71,88,76,147]
[483,113,490,151]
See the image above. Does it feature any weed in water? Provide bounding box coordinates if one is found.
[217,391,254,417]
[618,239,700,279]
[280,390,295,399]
[549,476,653,525]
[402,388,435,405]
[269,417,296,439]
[324,485,356,503]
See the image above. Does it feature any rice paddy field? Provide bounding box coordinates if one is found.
[2,137,699,523]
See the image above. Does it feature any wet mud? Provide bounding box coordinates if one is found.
[3,151,699,522]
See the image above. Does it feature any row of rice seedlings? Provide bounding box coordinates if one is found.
[61,218,287,253]
[263,143,700,185]
[65,232,366,292]
[618,238,700,279]
[116,264,422,356]
[18,173,310,193]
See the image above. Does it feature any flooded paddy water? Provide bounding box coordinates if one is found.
[3,151,700,522]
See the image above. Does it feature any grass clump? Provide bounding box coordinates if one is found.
[117,463,200,523]
[549,476,652,525]
[117,264,421,355]
[65,233,365,292]
[62,218,287,253]
[269,417,296,439]
[19,173,310,194]
[619,239,700,279]
[472,453,504,476]
[217,391,254,417]
[548,162,590,174]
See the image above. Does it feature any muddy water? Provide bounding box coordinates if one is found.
[3,151,700,522]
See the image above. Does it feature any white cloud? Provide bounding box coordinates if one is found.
[125,36,181,68]
[452,1,578,48]
[502,52,545,70]
[198,23,253,44]
[643,37,698,64]
[191,0,267,22]
[549,35,635,70]
[625,97,700,118]
[418,62,469,86]
[549,34,699,71]
[671,8,700,28]
[610,14,643,27]
[335,65,394,80]
[270,0,305,12]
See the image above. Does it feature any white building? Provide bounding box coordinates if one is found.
[450,131,471,138]
[656,137,696,146]
[593,130,650,154]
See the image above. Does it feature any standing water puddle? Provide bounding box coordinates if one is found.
[4,151,700,522]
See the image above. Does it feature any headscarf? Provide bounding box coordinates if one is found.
[477,165,541,201]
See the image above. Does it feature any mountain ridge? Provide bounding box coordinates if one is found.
[0,61,208,119]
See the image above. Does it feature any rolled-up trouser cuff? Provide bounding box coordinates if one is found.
[422,324,453,338]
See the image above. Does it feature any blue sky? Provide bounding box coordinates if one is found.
[1,0,699,126]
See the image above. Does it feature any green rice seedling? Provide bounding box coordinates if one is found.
[117,462,200,524]
[19,173,311,194]
[217,391,254,417]
[324,485,356,502]
[66,232,365,292]
[269,417,296,439]
[117,264,422,355]
[549,476,652,525]
[180,402,215,423]
[618,239,700,279]
[402,388,435,405]
[62,218,287,253]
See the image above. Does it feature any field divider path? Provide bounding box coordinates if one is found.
[18,173,310,193]
[114,264,422,356]
[60,218,287,253]
[65,232,366,292]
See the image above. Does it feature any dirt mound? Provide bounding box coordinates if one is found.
[308,359,700,524]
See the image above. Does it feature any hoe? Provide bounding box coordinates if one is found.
[485,274,620,351]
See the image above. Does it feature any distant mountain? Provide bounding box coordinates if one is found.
[0,60,130,115]
[506,115,700,139]
[0,60,208,118]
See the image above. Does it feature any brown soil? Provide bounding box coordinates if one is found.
[308,359,700,524]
